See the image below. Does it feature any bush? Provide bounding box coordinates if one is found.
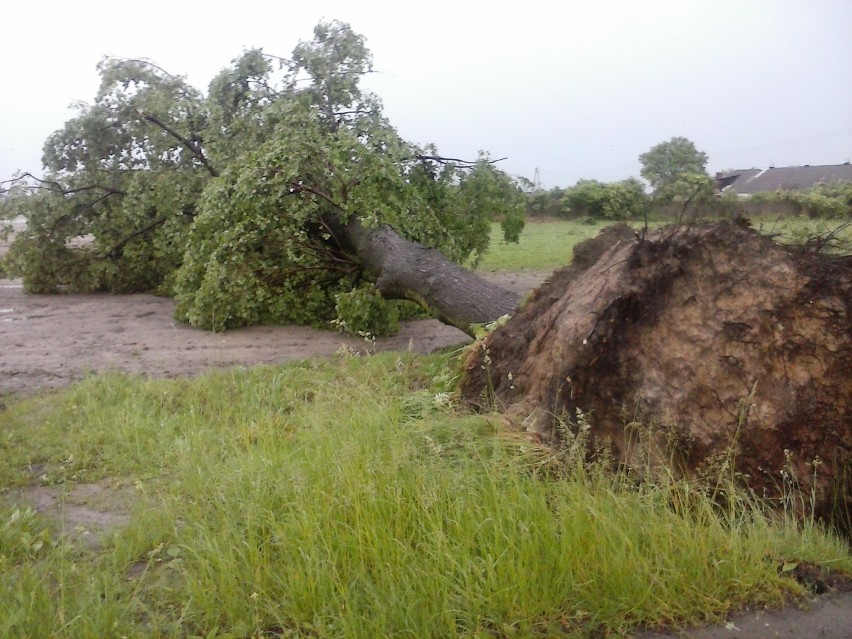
[525,188,566,218]
[751,182,852,218]
[561,178,648,220]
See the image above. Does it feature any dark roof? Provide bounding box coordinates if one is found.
[715,168,761,191]
[717,164,852,195]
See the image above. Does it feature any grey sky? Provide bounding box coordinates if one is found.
[1,0,850,188]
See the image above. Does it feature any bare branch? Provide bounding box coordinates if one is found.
[291,182,344,211]
[103,216,168,259]
[1,173,127,197]
[413,154,507,167]
[677,182,707,223]
[334,109,374,117]
[113,57,178,79]
[61,215,169,265]
[259,52,295,66]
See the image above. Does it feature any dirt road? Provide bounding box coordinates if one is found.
[0,272,545,397]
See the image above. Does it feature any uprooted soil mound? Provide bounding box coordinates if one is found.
[459,221,851,529]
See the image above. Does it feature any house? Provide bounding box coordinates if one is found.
[715,163,852,196]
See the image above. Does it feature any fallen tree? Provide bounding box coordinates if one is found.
[460,220,851,531]
[323,213,520,333]
[1,21,524,336]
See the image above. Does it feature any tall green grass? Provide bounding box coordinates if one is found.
[1,353,849,638]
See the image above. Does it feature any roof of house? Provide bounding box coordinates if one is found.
[716,163,852,195]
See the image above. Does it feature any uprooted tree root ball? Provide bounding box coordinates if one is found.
[459,221,851,532]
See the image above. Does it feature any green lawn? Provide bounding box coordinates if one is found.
[477,220,617,273]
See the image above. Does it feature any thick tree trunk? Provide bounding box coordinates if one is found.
[328,214,520,335]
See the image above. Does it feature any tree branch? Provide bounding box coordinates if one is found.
[103,216,168,259]
[678,182,706,223]
[1,173,126,197]
[413,154,507,167]
[291,182,344,211]
[116,58,178,79]
[136,109,220,177]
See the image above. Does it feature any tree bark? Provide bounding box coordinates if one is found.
[327,214,520,335]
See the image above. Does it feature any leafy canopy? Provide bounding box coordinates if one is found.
[1,20,524,333]
[639,136,709,196]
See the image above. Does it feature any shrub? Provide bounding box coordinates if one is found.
[561,178,648,220]
[736,181,848,219]
[525,188,566,218]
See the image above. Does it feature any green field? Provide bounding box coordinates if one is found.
[478,217,851,273]
[1,217,850,638]
[477,220,616,272]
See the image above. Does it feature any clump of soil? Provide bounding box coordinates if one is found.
[785,561,852,594]
[460,221,852,530]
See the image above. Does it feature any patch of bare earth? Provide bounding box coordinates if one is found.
[0,272,545,398]
[4,477,135,551]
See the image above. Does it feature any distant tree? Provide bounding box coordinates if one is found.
[639,136,709,195]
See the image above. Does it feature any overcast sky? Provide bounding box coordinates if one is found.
[1,0,850,188]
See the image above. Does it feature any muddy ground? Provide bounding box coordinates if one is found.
[0,271,544,397]
[1,261,850,637]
